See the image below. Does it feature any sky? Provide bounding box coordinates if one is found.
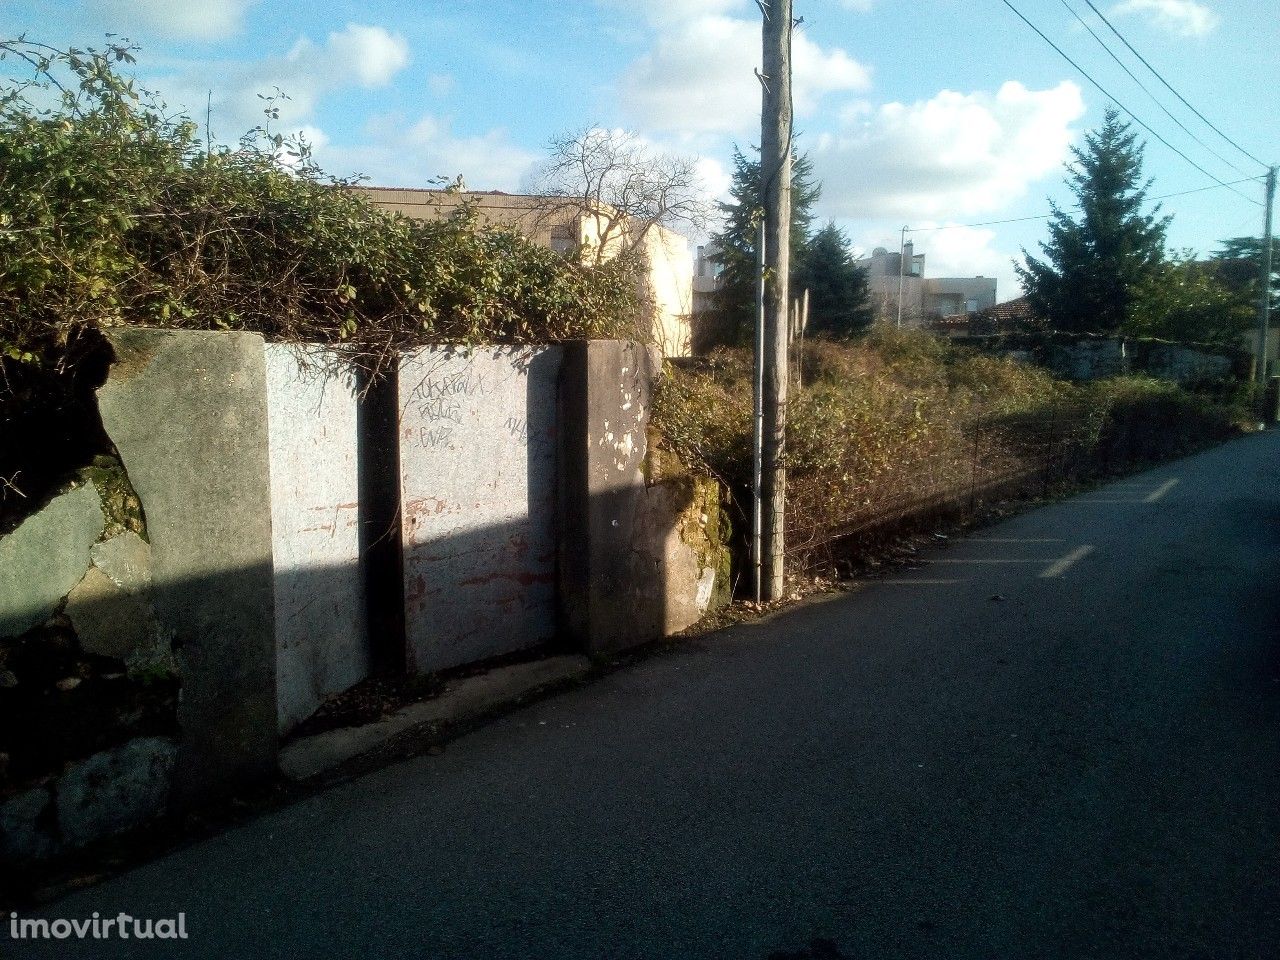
[2,0,1276,302]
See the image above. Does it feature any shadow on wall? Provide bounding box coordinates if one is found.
[397,346,562,678]
[1,330,729,880]
[0,490,712,880]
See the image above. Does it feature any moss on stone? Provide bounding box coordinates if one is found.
[79,455,146,541]
[675,471,733,614]
[646,430,734,614]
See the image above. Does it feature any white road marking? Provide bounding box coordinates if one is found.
[968,537,1065,543]
[1039,545,1095,579]
[1144,478,1180,502]
[933,558,1043,564]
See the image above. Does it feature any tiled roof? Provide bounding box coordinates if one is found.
[977,295,1036,323]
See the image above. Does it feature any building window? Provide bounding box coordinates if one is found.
[550,225,576,255]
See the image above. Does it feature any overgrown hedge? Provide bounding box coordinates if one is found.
[0,38,648,525]
[656,331,1245,574]
[0,39,644,366]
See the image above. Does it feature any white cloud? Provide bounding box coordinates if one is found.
[812,81,1086,220]
[319,24,410,87]
[598,0,742,28]
[695,154,732,203]
[85,0,256,41]
[1109,0,1218,37]
[617,7,871,136]
[160,24,410,137]
[311,114,539,191]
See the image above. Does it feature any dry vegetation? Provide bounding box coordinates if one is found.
[656,330,1245,574]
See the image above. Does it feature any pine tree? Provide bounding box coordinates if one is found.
[1016,108,1169,334]
[706,146,821,345]
[794,222,874,338]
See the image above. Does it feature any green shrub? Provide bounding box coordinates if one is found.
[0,39,641,366]
[0,38,647,527]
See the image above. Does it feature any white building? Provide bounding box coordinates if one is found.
[856,242,996,328]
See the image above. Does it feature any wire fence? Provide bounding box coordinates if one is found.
[781,400,1226,572]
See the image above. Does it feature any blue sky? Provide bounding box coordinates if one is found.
[3,0,1276,301]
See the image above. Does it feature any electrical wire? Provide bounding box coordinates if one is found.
[1079,0,1270,170]
[905,175,1265,233]
[993,0,1259,205]
[1056,0,1249,177]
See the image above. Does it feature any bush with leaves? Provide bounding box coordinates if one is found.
[0,38,642,368]
[0,37,648,526]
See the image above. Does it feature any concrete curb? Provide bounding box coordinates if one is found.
[278,655,592,781]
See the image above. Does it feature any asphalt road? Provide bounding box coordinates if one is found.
[8,432,1280,960]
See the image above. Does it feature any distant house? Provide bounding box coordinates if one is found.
[352,187,695,358]
[692,241,724,317]
[855,241,997,328]
[969,295,1038,335]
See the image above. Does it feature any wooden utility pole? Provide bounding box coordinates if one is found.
[1256,165,1276,382]
[759,0,792,601]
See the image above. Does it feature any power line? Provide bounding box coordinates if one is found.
[907,214,1059,232]
[1079,0,1269,170]
[993,0,1259,206]
[1056,0,1250,178]
[905,176,1264,233]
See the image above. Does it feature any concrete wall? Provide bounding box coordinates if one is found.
[558,340,726,653]
[98,329,278,804]
[352,188,575,251]
[859,246,995,326]
[2,331,731,868]
[644,225,694,358]
[867,274,924,327]
[399,347,563,673]
[923,276,997,315]
[265,345,369,734]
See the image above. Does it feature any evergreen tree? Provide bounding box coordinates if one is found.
[1211,236,1280,315]
[794,222,874,338]
[706,146,821,345]
[1016,108,1169,334]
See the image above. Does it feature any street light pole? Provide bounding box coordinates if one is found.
[752,218,765,602]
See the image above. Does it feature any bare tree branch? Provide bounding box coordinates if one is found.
[527,126,711,266]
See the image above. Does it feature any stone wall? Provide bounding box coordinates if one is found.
[1140,343,1235,383]
[953,332,1250,385]
[0,475,179,868]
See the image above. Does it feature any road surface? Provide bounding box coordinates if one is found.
[8,432,1280,959]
